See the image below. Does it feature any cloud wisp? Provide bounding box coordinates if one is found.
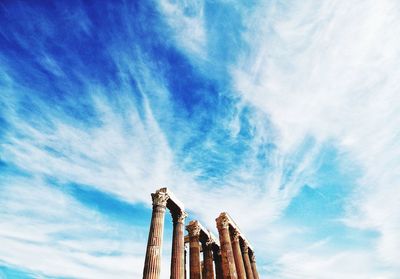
[0,0,399,278]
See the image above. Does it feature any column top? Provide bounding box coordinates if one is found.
[172,209,188,223]
[186,220,201,237]
[216,212,254,251]
[154,187,185,212]
[184,220,220,247]
[250,253,256,263]
[151,189,169,207]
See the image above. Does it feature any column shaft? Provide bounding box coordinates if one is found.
[216,214,237,279]
[250,254,260,279]
[202,242,215,279]
[213,247,223,279]
[170,211,187,279]
[242,243,254,279]
[186,222,202,279]
[143,191,169,279]
[230,230,246,279]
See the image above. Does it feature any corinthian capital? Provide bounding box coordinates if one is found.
[250,253,256,263]
[172,210,188,224]
[231,228,240,242]
[151,189,169,208]
[216,213,229,230]
[186,221,201,237]
[205,237,215,247]
[241,241,249,254]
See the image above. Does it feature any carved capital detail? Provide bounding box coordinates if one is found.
[242,241,249,254]
[186,221,201,237]
[172,210,188,224]
[216,213,229,230]
[231,228,240,242]
[250,254,256,263]
[151,189,169,208]
[206,237,215,247]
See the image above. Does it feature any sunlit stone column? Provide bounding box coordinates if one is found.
[212,246,223,279]
[171,210,188,279]
[186,221,202,279]
[143,189,169,279]
[250,253,259,279]
[230,229,246,279]
[216,213,237,279]
[202,238,215,279]
[241,242,254,279]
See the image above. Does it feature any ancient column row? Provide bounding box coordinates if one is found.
[215,213,260,279]
[185,220,224,279]
[143,188,260,279]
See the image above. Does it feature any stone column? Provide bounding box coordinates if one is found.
[143,189,169,279]
[202,239,215,279]
[186,221,202,279]
[241,242,254,279]
[212,246,223,279]
[250,253,259,279]
[216,214,237,279]
[170,210,188,279]
[230,229,246,279]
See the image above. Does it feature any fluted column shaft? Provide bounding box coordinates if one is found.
[230,230,246,279]
[202,241,215,279]
[143,191,169,279]
[250,254,259,279]
[171,210,187,279]
[186,221,202,279]
[213,247,223,279]
[216,214,237,279]
[241,243,254,279]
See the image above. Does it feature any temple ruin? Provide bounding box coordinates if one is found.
[142,187,260,279]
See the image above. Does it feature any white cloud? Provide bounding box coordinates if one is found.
[2,1,399,277]
[156,0,207,57]
[232,0,400,275]
[272,249,397,279]
[0,177,146,278]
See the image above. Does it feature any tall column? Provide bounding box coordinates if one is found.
[216,214,237,279]
[241,242,254,279]
[230,229,246,279]
[250,253,259,279]
[212,246,223,279]
[186,221,202,279]
[202,239,215,279]
[170,210,188,279]
[143,189,169,279]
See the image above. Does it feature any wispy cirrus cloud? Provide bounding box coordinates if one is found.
[230,0,400,276]
[1,0,399,278]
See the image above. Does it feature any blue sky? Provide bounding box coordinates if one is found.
[0,0,399,278]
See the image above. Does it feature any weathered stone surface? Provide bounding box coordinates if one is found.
[231,228,246,279]
[170,210,187,279]
[250,253,260,279]
[142,189,259,279]
[213,246,224,279]
[241,241,254,279]
[216,213,238,279]
[186,221,202,279]
[202,238,215,279]
[143,189,169,279]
